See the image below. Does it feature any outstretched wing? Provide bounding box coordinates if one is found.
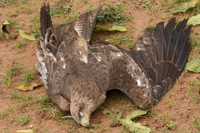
[128,18,192,108]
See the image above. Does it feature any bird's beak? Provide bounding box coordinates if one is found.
[81,117,91,128]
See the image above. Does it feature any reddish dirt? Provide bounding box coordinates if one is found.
[0,0,200,133]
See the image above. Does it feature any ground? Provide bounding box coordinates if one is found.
[0,0,200,133]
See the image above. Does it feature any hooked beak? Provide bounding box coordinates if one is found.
[81,117,91,128]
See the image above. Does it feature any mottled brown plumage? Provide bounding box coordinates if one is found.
[36,4,192,127]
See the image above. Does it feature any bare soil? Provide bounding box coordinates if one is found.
[0,0,200,133]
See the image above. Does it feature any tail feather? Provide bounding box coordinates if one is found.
[40,3,53,39]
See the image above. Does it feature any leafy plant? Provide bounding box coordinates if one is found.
[12,41,26,50]
[22,70,36,82]
[51,108,63,121]
[40,97,53,108]
[194,117,200,129]
[147,109,156,116]
[50,0,71,16]
[9,60,22,76]
[7,19,18,27]
[16,115,30,125]
[98,4,130,23]
[0,59,22,87]
[0,0,14,6]
[11,91,32,102]
[101,107,114,115]
[106,36,134,48]
[0,73,12,87]
[147,24,156,30]
[145,1,152,9]
[0,109,8,118]
[167,121,178,129]
[0,56,2,63]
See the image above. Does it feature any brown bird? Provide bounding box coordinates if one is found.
[36,4,192,127]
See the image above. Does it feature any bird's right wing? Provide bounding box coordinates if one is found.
[128,18,192,108]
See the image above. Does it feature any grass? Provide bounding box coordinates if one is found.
[22,70,37,82]
[50,0,72,16]
[39,96,53,108]
[12,41,26,51]
[0,0,14,6]
[51,108,64,121]
[106,35,135,48]
[187,77,200,104]
[0,73,12,87]
[145,1,152,9]
[0,59,22,87]
[31,15,40,39]
[16,115,30,125]
[11,91,32,102]
[0,56,2,63]
[9,59,22,76]
[0,109,8,118]
[1,59,37,87]
[100,107,123,127]
[147,108,156,116]
[166,99,174,108]
[194,117,200,129]
[167,121,178,129]
[7,18,19,27]
[97,4,130,23]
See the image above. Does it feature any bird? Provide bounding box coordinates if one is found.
[36,4,192,128]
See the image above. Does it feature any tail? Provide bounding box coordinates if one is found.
[36,3,53,89]
[129,18,192,108]
[40,3,53,39]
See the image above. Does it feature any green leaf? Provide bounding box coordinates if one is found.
[94,25,130,32]
[185,58,200,73]
[62,121,77,125]
[187,14,200,26]
[170,0,198,13]
[120,110,151,133]
[18,30,36,41]
[16,130,33,133]
[18,83,42,91]
[108,25,130,31]
[124,110,148,120]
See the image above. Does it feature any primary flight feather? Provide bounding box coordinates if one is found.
[36,4,192,127]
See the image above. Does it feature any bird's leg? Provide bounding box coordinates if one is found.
[58,95,70,111]
[49,93,70,111]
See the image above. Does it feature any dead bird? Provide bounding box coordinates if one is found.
[36,4,192,127]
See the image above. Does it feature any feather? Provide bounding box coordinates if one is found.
[128,18,192,108]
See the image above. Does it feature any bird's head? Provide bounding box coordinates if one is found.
[70,92,106,128]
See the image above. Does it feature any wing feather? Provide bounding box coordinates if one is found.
[128,18,192,106]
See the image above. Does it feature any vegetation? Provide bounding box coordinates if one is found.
[50,0,72,16]
[16,115,30,125]
[97,4,130,23]
[22,70,37,82]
